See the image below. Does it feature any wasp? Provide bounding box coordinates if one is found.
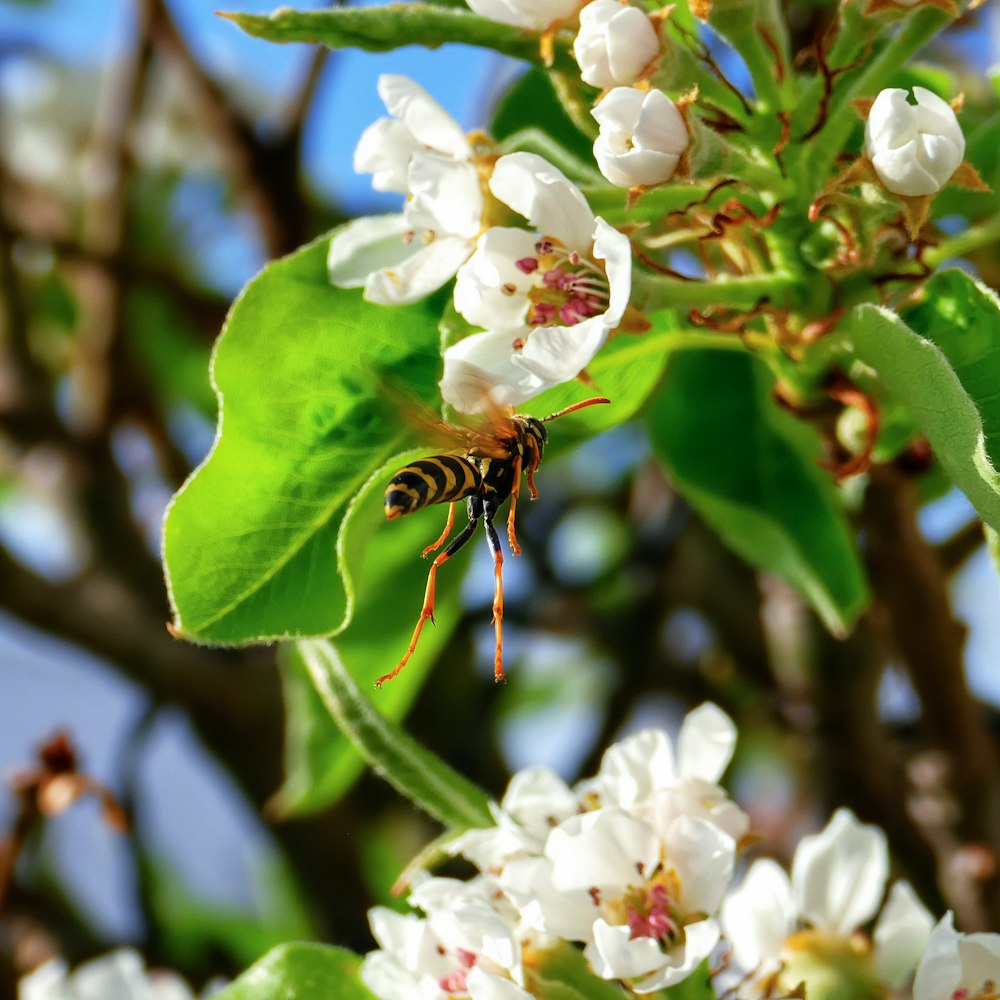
[379,395,610,687]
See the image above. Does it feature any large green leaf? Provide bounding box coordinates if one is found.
[213,943,374,1000]
[163,235,443,644]
[270,456,468,817]
[222,5,566,66]
[841,270,1000,530]
[648,350,870,635]
[296,638,493,829]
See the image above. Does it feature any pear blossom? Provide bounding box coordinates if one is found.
[19,949,201,1000]
[498,808,734,992]
[465,0,582,31]
[328,75,488,306]
[440,152,632,412]
[913,912,1000,1000]
[592,87,689,188]
[722,809,935,996]
[573,0,661,89]
[360,875,534,1000]
[864,87,965,197]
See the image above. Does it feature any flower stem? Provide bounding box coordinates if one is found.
[635,269,799,309]
[925,213,1000,268]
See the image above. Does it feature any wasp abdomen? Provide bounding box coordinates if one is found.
[384,455,481,520]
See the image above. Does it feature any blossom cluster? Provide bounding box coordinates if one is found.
[359,704,1000,1000]
[328,48,967,416]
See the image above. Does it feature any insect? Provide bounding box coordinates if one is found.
[379,395,611,687]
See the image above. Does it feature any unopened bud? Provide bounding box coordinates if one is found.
[573,0,660,89]
[864,87,965,197]
[592,86,688,188]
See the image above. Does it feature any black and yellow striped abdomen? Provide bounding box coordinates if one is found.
[384,454,482,520]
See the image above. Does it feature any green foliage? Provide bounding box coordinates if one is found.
[213,943,375,1000]
[162,235,444,644]
[293,639,493,829]
[269,478,466,816]
[842,270,1000,532]
[648,350,870,635]
[222,5,563,66]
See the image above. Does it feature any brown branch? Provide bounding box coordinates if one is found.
[865,465,1000,928]
[936,518,985,574]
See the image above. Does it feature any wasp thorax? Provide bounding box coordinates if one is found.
[514,237,610,329]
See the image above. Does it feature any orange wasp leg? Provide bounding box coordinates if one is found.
[525,434,541,500]
[484,516,506,683]
[422,501,456,558]
[377,515,478,688]
[506,454,523,556]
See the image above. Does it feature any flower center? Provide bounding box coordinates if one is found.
[604,870,681,947]
[512,237,609,328]
[438,948,477,995]
[952,983,998,1000]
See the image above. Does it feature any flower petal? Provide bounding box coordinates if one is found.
[327,214,415,289]
[547,808,661,893]
[490,152,596,250]
[453,227,537,331]
[513,314,610,385]
[873,880,935,987]
[406,152,484,240]
[502,766,578,830]
[377,74,471,160]
[721,858,795,971]
[665,815,735,915]
[677,703,737,783]
[354,117,417,193]
[791,808,889,935]
[467,967,534,1000]
[587,919,668,980]
[596,729,677,807]
[593,216,631,328]
[912,913,963,1000]
[365,235,472,306]
[440,330,545,413]
[632,919,720,993]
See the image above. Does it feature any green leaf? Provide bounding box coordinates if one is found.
[492,68,596,165]
[295,638,493,829]
[162,235,444,644]
[269,461,467,817]
[841,270,1000,531]
[221,5,563,66]
[213,943,375,1000]
[535,945,633,999]
[648,349,870,635]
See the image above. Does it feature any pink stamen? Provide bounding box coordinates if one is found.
[530,303,557,326]
[542,267,565,289]
[439,970,468,993]
[535,238,554,255]
[560,298,598,325]
[626,883,678,944]
[516,257,539,274]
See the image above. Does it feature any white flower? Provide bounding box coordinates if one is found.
[440,152,632,412]
[864,86,965,197]
[722,810,934,995]
[360,876,533,1000]
[573,0,660,89]
[913,912,1000,1000]
[592,87,688,188]
[19,950,199,1000]
[465,0,582,30]
[501,808,734,993]
[328,75,485,306]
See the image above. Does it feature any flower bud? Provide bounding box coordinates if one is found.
[573,0,660,89]
[466,0,581,30]
[863,87,965,197]
[591,87,688,188]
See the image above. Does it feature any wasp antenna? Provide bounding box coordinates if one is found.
[540,397,611,423]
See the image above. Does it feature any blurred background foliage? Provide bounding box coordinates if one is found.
[2,0,1000,995]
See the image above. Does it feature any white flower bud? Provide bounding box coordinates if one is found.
[864,87,965,197]
[591,87,688,188]
[466,0,581,30]
[573,0,660,89]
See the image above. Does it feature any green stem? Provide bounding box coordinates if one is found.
[498,128,603,185]
[925,214,1000,267]
[807,7,952,188]
[296,639,494,830]
[635,269,799,309]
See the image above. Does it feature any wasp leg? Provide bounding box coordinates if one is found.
[525,433,541,500]
[377,513,479,688]
[422,501,456,558]
[484,512,505,683]
[505,454,523,557]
